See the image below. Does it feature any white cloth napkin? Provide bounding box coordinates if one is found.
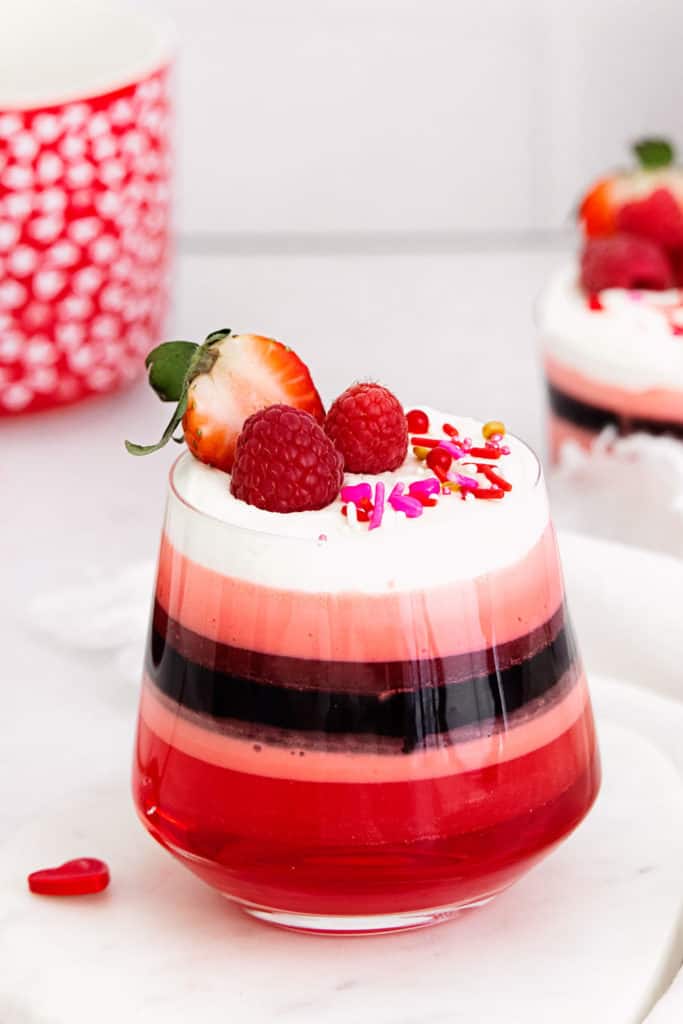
[30,561,155,687]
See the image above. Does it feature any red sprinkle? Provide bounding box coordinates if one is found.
[342,497,374,522]
[588,293,604,311]
[468,446,502,459]
[411,491,438,507]
[409,436,441,449]
[406,409,430,434]
[473,487,505,500]
[476,464,512,492]
[28,857,110,896]
[442,423,459,437]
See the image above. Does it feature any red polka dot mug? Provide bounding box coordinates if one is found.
[0,1,173,415]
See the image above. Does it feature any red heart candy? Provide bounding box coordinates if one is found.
[28,857,110,896]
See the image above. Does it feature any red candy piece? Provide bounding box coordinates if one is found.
[406,408,429,434]
[426,446,452,479]
[28,857,110,896]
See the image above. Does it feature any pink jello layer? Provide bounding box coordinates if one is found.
[545,354,683,423]
[140,666,586,784]
[156,523,564,662]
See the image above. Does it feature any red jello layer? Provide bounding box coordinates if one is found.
[133,702,599,915]
[156,524,564,662]
[545,354,683,423]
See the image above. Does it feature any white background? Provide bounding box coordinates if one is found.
[134,0,683,240]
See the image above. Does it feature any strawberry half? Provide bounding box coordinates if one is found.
[579,138,683,246]
[125,329,324,471]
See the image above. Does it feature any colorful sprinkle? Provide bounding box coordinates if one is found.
[388,482,423,518]
[341,483,372,503]
[476,464,512,491]
[473,487,505,500]
[408,477,440,507]
[409,436,441,449]
[438,440,465,459]
[369,481,385,530]
[468,446,501,459]
[408,477,440,498]
[412,445,430,460]
[482,420,505,440]
[454,472,479,491]
[442,422,459,437]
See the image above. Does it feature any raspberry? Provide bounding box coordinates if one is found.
[324,383,408,474]
[580,234,673,292]
[230,405,343,512]
[616,188,683,249]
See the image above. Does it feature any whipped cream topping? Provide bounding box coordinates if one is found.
[538,264,683,392]
[165,408,549,593]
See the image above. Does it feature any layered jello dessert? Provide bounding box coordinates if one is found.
[539,138,683,460]
[128,328,600,933]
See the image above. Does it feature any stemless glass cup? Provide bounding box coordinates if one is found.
[0,0,173,415]
[133,450,600,935]
[536,270,683,464]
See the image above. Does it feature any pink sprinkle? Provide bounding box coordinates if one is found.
[455,472,479,491]
[500,445,511,455]
[341,483,372,503]
[389,483,423,518]
[438,441,465,459]
[369,481,385,530]
[408,477,440,498]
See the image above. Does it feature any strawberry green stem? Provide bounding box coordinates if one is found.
[633,138,675,170]
[124,328,231,456]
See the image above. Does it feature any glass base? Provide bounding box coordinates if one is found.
[235,896,496,935]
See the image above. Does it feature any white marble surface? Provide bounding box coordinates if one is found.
[3,244,683,1021]
[0,718,681,1024]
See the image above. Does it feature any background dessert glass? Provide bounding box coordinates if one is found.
[538,268,683,463]
[133,445,600,935]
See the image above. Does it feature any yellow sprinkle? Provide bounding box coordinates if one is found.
[442,481,460,493]
[483,420,505,440]
[413,445,429,460]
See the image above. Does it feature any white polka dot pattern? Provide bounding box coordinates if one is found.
[0,68,170,414]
